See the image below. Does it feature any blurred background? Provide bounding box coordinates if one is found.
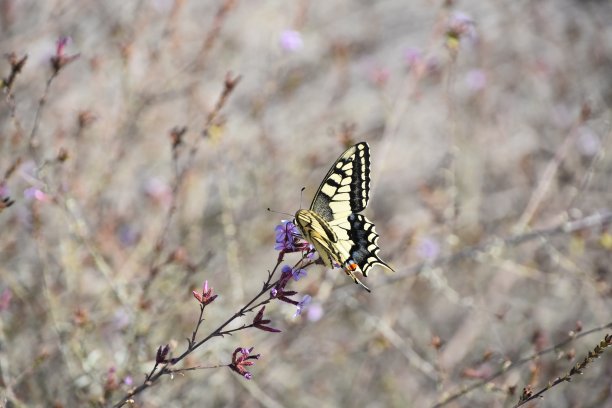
[1,0,611,407]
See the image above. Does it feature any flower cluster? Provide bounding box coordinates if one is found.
[445,11,477,52]
[192,280,218,306]
[229,347,260,380]
[274,220,310,253]
[270,266,298,305]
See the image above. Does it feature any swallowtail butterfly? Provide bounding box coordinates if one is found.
[295,142,393,292]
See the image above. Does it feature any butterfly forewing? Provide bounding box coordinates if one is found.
[310,142,370,222]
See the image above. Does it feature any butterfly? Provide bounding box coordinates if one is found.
[295,142,393,292]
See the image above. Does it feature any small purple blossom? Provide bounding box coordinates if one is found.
[118,223,139,246]
[270,265,298,305]
[280,30,303,52]
[123,376,133,386]
[294,295,312,317]
[404,47,423,68]
[417,237,440,260]
[229,347,260,380]
[576,126,601,157]
[446,11,478,48]
[307,302,324,322]
[112,308,131,331]
[292,267,307,281]
[465,69,486,92]
[24,187,50,202]
[144,177,172,208]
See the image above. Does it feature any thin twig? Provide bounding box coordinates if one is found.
[513,333,612,407]
[381,210,612,288]
[140,74,241,298]
[111,257,284,408]
[515,104,591,232]
[433,322,612,407]
[28,72,58,162]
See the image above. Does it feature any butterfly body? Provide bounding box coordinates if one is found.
[294,142,393,292]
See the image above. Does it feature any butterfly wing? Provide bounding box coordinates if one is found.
[309,142,370,222]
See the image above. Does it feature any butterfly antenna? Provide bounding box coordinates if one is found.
[299,186,305,209]
[267,208,294,217]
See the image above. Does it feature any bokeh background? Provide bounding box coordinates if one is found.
[1,0,612,407]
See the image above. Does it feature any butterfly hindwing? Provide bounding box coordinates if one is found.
[345,214,392,276]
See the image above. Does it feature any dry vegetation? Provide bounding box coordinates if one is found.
[1,1,612,407]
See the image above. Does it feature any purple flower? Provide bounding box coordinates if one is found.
[294,295,312,317]
[280,30,303,52]
[292,268,307,281]
[270,265,298,305]
[123,376,133,386]
[112,308,131,331]
[404,47,423,68]
[143,177,172,208]
[417,237,440,260]
[307,302,324,322]
[446,11,478,48]
[118,223,139,246]
[465,69,486,92]
[274,220,308,252]
[23,187,50,202]
[576,126,601,157]
[229,347,260,379]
